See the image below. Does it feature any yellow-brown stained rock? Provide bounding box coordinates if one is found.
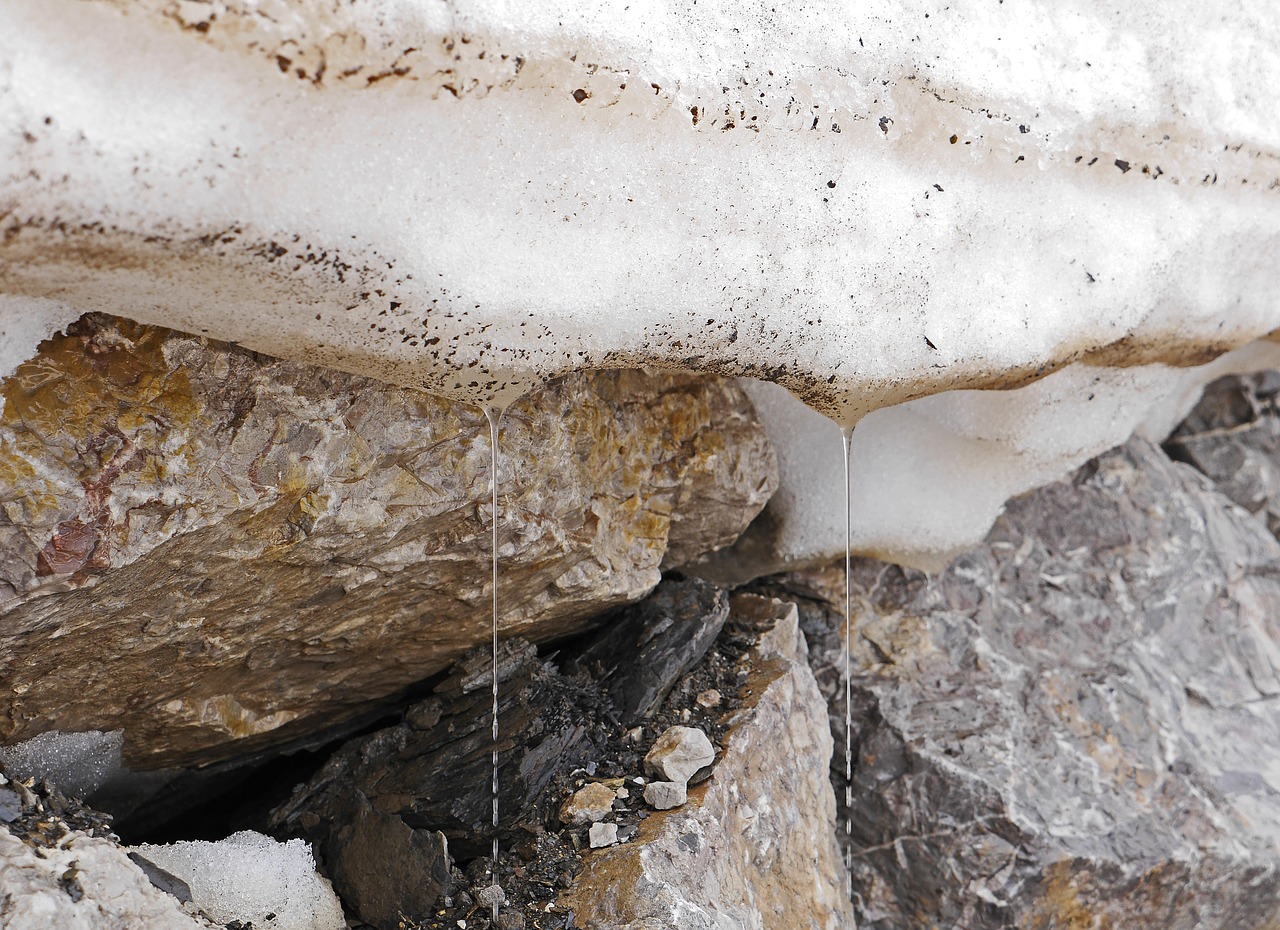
[0,314,776,768]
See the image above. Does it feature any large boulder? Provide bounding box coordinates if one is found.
[757,435,1280,929]
[562,595,854,930]
[0,314,775,768]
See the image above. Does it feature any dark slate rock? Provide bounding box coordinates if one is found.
[567,577,729,726]
[126,852,193,904]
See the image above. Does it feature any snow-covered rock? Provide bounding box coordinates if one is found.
[3,0,1279,567]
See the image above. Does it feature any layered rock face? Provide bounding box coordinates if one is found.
[562,596,854,930]
[0,314,776,768]
[754,420,1280,928]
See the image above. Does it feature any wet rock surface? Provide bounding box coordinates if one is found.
[753,429,1280,930]
[0,314,776,768]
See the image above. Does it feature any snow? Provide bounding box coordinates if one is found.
[721,338,1280,573]
[1,0,1277,419]
[0,296,81,416]
[129,831,346,930]
[1,0,1278,564]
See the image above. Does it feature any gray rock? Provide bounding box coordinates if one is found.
[759,436,1280,930]
[567,577,730,726]
[642,781,687,811]
[643,726,715,786]
[588,822,619,848]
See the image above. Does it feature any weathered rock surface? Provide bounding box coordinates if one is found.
[0,314,776,768]
[643,726,715,786]
[756,435,1280,930]
[560,782,617,827]
[562,595,853,930]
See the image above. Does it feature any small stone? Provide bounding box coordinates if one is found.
[588,823,619,848]
[498,913,526,930]
[615,787,629,799]
[643,781,687,810]
[644,726,715,785]
[696,689,722,709]
[624,726,645,747]
[560,782,616,826]
[477,883,507,910]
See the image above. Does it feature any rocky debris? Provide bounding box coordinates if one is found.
[588,822,618,849]
[0,766,115,850]
[643,726,715,786]
[642,781,686,811]
[127,851,194,903]
[271,637,617,928]
[0,314,776,769]
[567,576,730,726]
[752,434,1280,930]
[562,595,853,929]
[559,782,616,827]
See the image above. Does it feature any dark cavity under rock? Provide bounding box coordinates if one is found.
[565,576,730,726]
[271,638,614,930]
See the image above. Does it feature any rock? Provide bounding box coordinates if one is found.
[0,314,776,768]
[642,781,686,811]
[695,689,721,709]
[0,829,216,930]
[560,782,616,827]
[1166,371,1280,537]
[563,596,853,929]
[319,797,450,930]
[127,852,194,904]
[588,823,618,849]
[756,436,1280,930]
[567,577,731,726]
[271,637,614,925]
[643,727,715,786]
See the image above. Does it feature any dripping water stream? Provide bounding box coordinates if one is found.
[840,425,854,903]
[484,404,506,925]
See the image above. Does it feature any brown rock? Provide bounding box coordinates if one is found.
[0,314,776,768]
[559,782,616,827]
[562,595,854,930]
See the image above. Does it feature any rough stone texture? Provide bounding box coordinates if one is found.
[560,782,617,827]
[270,638,614,927]
[642,726,715,786]
[756,436,1280,930]
[1166,371,1280,538]
[0,314,776,768]
[562,596,854,930]
[0,828,216,930]
[642,780,686,811]
[568,576,730,726]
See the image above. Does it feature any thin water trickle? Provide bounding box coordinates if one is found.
[483,404,507,925]
[840,425,854,903]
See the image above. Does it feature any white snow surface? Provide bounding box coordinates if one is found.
[2,0,1279,564]
[130,831,346,930]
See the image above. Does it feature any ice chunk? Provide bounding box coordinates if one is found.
[129,831,345,930]
[0,729,123,798]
